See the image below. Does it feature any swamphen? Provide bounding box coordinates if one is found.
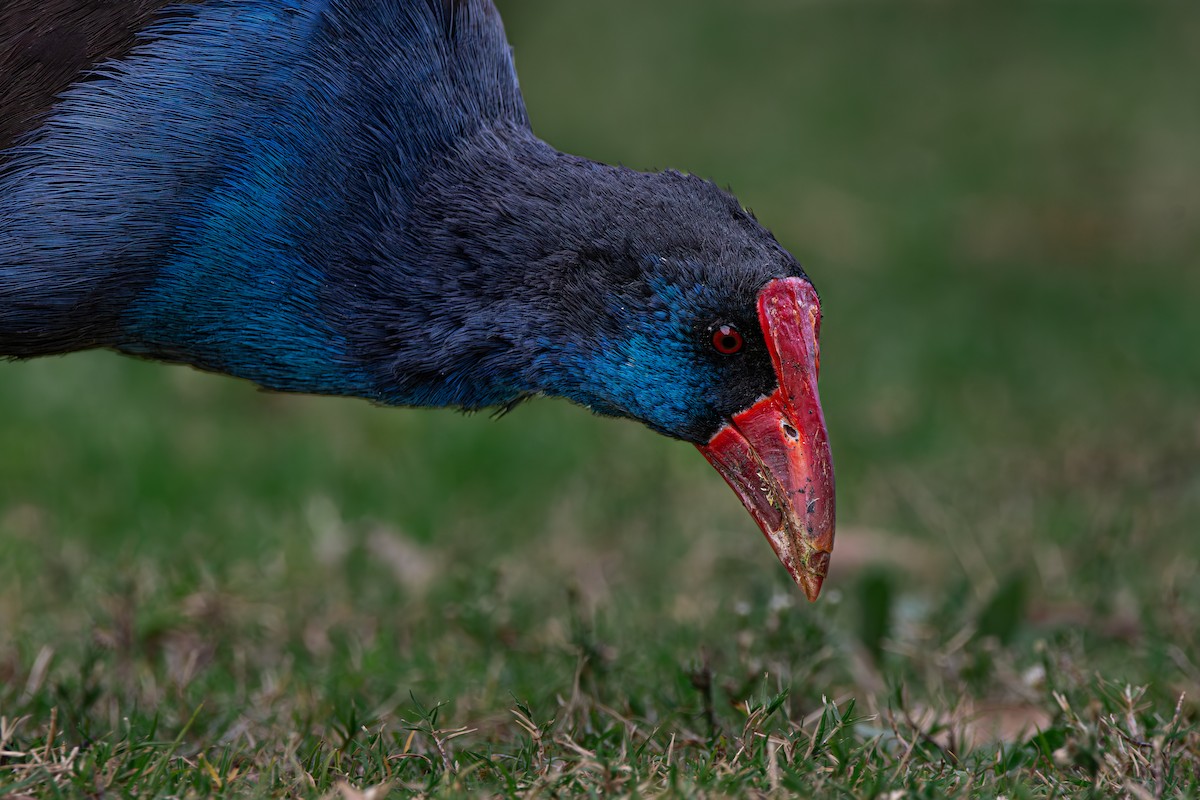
[0,0,836,598]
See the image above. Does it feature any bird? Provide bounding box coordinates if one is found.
[0,0,836,599]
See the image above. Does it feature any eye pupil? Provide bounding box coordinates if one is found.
[711,324,744,355]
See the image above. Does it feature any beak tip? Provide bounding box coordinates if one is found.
[799,572,824,602]
[796,549,831,602]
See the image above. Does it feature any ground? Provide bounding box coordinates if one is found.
[2,0,1199,796]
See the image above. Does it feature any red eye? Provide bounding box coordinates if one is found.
[711,324,744,355]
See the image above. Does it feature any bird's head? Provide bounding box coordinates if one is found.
[521,168,836,600]
[390,133,836,598]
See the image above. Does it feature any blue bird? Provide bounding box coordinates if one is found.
[0,0,836,598]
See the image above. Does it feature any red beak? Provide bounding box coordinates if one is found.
[697,277,835,601]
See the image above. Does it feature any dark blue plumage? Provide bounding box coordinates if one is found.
[0,0,811,443]
[1,0,840,597]
[1,0,809,443]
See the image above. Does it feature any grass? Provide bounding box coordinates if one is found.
[3,0,1200,796]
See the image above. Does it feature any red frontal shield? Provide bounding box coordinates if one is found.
[698,278,835,600]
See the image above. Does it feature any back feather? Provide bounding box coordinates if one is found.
[0,0,527,368]
[0,0,197,152]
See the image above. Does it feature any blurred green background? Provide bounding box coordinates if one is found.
[2,0,1198,794]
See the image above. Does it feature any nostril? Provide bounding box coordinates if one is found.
[782,422,799,440]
